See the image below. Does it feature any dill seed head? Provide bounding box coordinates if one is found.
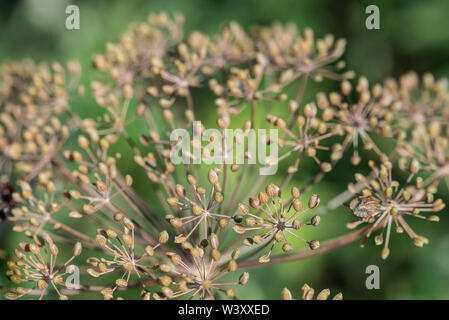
[233,184,320,263]
[1,10,448,302]
[5,235,81,300]
[347,159,444,259]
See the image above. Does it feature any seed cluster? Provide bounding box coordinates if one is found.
[0,12,447,300]
[281,283,342,300]
[5,234,82,300]
[348,159,444,259]
[233,184,321,263]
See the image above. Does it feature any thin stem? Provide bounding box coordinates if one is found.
[280,151,303,190]
[287,74,309,128]
[187,90,195,113]
[251,100,256,130]
[49,218,93,243]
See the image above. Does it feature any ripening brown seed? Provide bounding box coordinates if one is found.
[96,235,107,247]
[238,203,249,215]
[291,187,300,198]
[293,199,303,211]
[73,242,82,256]
[309,240,320,250]
[281,288,293,300]
[218,219,228,228]
[210,233,219,249]
[282,243,293,252]
[227,260,237,272]
[266,184,280,197]
[304,103,317,118]
[293,219,302,230]
[167,197,179,206]
[122,233,133,247]
[83,204,95,215]
[158,231,169,244]
[145,246,154,256]
[311,215,321,226]
[78,136,89,149]
[192,205,203,216]
[308,195,320,208]
[239,272,249,285]
[175,184,186,197]
[170,218,183,228]
[321,162,332,172]
[258,192,269,203]
[211,249,221,261]
[249,197,261,208]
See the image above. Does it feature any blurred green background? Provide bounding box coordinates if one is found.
[1,0,449,299]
